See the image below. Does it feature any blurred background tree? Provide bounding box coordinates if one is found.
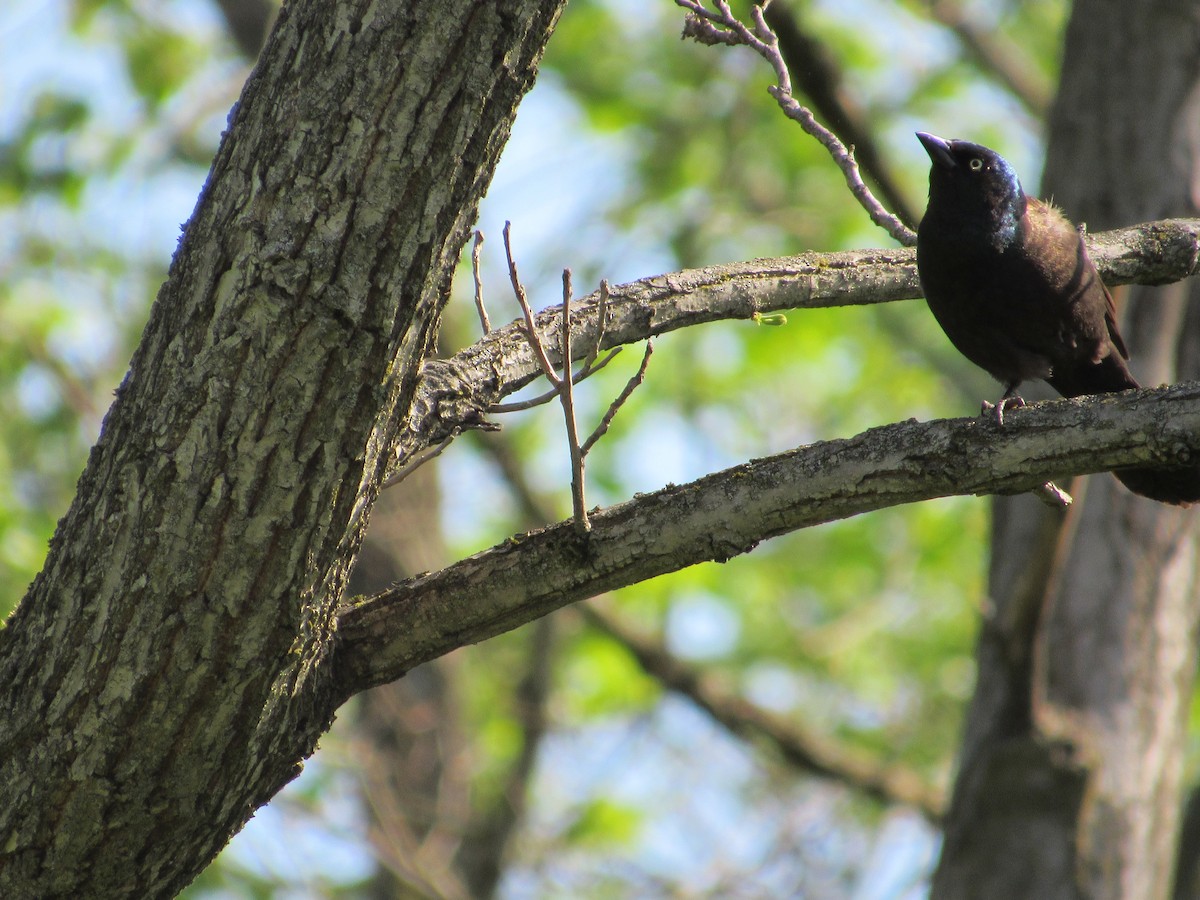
[1,0,1192,896]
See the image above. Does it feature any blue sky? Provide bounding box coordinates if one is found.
[0,0,1047,894]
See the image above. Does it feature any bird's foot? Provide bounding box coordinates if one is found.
[981,394,1025,425]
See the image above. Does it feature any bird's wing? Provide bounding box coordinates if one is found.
[1067,224,1128,361]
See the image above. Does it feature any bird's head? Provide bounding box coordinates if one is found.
[916,132,1026,244]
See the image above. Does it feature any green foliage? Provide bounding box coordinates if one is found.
[562,798,643,847]
[0,92,89,203]
[0,0,233,618]
[428,0,1057,879]
[470,0,1058,890]
[126,25,205,107]
[558,629,661,718]
[2,0,1082,896]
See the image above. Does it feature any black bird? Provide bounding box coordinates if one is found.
[915,131,1200,505]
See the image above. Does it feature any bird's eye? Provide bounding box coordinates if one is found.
[969,158,984,171]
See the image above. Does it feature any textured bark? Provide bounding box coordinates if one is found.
[406,219,1200,460]
[337,382,1200,696]
[933,3,1200,898]
[0,0,565,896]
[2,2,1198,896]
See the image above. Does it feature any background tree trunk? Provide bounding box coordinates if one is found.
[933,3,1200,897]
[4,0,1199,895]
[347,469,472,900]
[0,1,565,895]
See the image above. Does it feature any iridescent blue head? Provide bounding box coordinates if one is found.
[916,132,1026,248]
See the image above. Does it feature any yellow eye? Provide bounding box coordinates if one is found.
[969,158,984,171]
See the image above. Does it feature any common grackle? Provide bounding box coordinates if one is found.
[915,131,1200,505]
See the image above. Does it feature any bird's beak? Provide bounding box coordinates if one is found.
[916,132,956,169]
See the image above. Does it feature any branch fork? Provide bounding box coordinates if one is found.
[674,0,914,245]
[499,223,654,533]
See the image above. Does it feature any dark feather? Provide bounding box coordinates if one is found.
[915,131,1200,505]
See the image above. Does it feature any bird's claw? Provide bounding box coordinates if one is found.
[981,394,1025,426]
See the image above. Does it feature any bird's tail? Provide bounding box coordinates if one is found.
[1112,464,1200,506]
[1046,351,1139,398]
[1048,354,1200,506]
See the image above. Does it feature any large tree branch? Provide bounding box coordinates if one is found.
[480,429,941,815]
[0,1,568,895]
[403,218,1200,460]
[341,381,1200,698]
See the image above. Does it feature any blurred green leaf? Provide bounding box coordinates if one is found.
[126,25,203,107]
[562,798,642,848]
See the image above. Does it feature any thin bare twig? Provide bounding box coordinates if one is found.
[1034,481,1072,508]
[674,0,915,246]
[504,222,560,384]
[471,230,491,335]
[499,226,656,533]
[580,340,654,457]
[580,279,610,374]
[559,270,590,532]
[762,3,920,228]
[383,429,460,489]
[489,348,623,414]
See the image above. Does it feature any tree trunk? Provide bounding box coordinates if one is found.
[0,1,565,896]
[347,468,474,900]
[933,2,1200,898]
